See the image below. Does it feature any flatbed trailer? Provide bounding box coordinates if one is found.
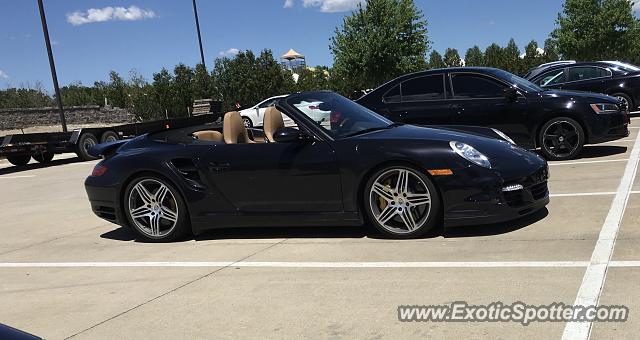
[0,113,220,166]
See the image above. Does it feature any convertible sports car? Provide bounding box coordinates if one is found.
[85,91,550,242]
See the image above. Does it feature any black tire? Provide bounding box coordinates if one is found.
[612,93,634,112]
[33,152,54,164]
[76,132,99,161]
[538,117,585,161]
[6,154,31,167]
[123,175,190,242]
[242,116,253,128]
[363,165,441,239]
[100,130,119,143]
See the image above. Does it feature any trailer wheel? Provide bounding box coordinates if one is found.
[33,152,54,164]
[76,132,99,161]
[7,154,31,167]
[100,130,119,143]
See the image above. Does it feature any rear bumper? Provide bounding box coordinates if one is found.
[85,179,123,225]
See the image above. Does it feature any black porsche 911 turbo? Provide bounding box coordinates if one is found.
[85,91,549,242]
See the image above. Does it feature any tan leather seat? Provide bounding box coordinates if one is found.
[263,107,285,143]
[223,111,254,144]
[193,130,223,142]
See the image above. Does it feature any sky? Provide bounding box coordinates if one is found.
[0,0,620,92]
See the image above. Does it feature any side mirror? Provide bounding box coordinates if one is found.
[503,87,518,101]
[273,127,311,143]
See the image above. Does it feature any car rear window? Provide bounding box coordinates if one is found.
[567,67,611,82]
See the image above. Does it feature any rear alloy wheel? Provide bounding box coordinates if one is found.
[124,177,189,242]
[539,117,584,161]
[6,154,31,167]
[242,117,253,128]
[364,166,441,238]
[33,152,54,164]
[613,93,633,112]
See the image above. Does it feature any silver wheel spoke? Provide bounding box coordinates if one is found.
[406,193,430,207]
[131,206,152,219]
[161,206,178,222]
[149,213,161,236]
[376,205,397,225]
[134,183,153,204]
[155,184,169,203]
[395,170,409,193]
[399,209,417,231]
[372,182,394,201]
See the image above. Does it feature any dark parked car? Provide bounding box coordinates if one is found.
[357,67,630,160]
[85,91,549,242]
[525,60,640,113]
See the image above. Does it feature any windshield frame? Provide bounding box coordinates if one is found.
[492,69,544,92]
[284,91,394,140]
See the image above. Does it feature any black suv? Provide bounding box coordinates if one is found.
[525,60,640,113]
[357,67,630,160]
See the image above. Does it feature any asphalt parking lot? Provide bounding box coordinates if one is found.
[1,118,639,339]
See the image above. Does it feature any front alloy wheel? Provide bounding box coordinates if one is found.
[539,117,584,161]
[365,166,440,238]
[125,177,188,241]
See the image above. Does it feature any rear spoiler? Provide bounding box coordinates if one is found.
[88,139,128,158]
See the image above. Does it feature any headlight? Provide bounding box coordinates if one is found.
[590,103,618,114]
[449,141,491,168]
[491,128,516,145]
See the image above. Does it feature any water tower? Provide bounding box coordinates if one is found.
[281,49,306,72]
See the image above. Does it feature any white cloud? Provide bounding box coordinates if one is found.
[301,0,364,12]
[284,0,294,8]
[67,5,156,26]
[0,70,8,79]
[634,1,640,12]
[219,48,240,57]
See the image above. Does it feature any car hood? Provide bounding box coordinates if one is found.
[356,124,541,161]
[539,89,618,103]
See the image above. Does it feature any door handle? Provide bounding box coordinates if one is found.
[208,161,230,172]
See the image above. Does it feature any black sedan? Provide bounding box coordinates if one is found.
[357,67,630,160]
[85,91,549,242]
[525,60,640,112]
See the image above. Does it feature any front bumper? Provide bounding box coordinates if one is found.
[439,164,550,227]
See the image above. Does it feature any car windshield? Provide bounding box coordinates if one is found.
[493,69,544,92]
[286,92,393,138]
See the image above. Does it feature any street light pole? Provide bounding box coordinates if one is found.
[37,0,67,132]
[192,0,206,68]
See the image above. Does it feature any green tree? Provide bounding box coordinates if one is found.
[172,63,195,116]
[502,38,521,74]
[551,0,640,62]
[152,68,174,118]
[464,46,484,66]
[443,48,463,67]
[542,38,560,63]
[106,71,127,108]
[483,43,503,68]
[296,66,331,92]
[126,70,157,120]
[330,0,429,95]
[60,82,98,106]
[522,40,543,74]
[427,50,445,69]
[192,63,213,100]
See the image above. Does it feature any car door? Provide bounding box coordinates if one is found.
[562,66,612,92]
[199,136,342,213]
[380,73,454,125]
[449,72,532,145]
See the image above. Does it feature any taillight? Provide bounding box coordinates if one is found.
[91,164,108,177]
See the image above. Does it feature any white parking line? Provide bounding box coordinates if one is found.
[599,138,635,144]
[0,260,639,269]
[550,191,640,197]
[0,175,36,179]
[562,120,640,340]
[549,159,628,166]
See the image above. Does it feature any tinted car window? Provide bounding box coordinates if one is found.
[534,69,565,86]
[567,67,611,82]
[451,74,505,98]
[401,75,445,101]
[383,84,401,103]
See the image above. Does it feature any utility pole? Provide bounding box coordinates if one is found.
[192,0,206,68]
[37,0,67,132]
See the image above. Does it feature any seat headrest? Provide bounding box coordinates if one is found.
[223,111,253,144]
[263,107,285,143]
[193,130,223,142]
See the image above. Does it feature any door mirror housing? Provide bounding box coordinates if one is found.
[503,87,518,101]
[273,127,311,143]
